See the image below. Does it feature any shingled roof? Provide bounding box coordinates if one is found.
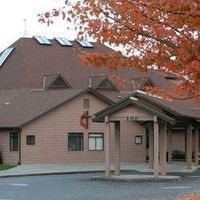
[0,37,199,128]
[0,37,176,91]
[0,88,113,128]
[93,91,200,123]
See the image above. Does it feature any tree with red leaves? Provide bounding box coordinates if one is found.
[40,0,200,100]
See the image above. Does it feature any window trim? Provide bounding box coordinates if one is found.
[68,132,84,151]
[26,135,35,145]
[135,135,143,145]
[88,132,104,151]
[83,98,90,109]
[9,132,19,151]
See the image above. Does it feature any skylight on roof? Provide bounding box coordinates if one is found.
[34,36,51,45]
[55,37,72,46]
[77,40,93,48]
[0,47,14,67]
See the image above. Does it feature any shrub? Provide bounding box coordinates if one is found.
[172,150,185,160]
[177,193,200,200]
[0,151,3,164]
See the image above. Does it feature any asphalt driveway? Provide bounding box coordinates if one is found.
[0,172,200,200]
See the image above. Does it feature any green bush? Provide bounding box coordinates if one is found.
[0,152,3,164]
[172,150,185,160]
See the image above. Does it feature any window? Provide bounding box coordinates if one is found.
[0,47,14,67]
[68,133,84,151]
[135,135,143,145]
[34,36,51,45]
[50,77,70,89]
[10,132,19,151]
[83,98,90,108]
[26,135,35,145]
[88,133,104,151]
[55,37,72,46]
[97,79,119,91]
[77,40,93,48]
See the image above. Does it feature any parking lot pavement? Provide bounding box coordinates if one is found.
[0,172,199,200]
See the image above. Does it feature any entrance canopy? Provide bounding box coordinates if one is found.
[93,91,200,124]
[92,91,200,178]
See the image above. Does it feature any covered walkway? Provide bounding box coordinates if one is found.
[93,91,200,179]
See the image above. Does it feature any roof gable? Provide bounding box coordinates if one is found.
[0,88,113,128]
[47,74,71,89]
[133,77,156,91]
[93,96,176,123]
[97,79,119,91]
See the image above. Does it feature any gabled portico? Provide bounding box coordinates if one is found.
[93,92,200,179]
[93,94,176,178]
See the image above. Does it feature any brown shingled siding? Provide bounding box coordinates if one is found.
[0,131,19,165]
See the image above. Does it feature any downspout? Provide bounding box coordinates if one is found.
[31,72,60,92]
[31,75,47,91]
[18,128,22,165]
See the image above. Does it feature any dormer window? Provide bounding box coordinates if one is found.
[132,77,155,91]
[97,79,119,91]
[142,79,155,90]
[44,74,71,89]
[49,76,70,89]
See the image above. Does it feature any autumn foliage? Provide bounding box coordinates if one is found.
[177,193,200,200]
[40,0,200,100]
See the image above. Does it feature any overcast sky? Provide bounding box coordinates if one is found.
[0,0,76,51]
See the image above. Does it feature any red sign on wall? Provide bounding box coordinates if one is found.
[80,111,89,129]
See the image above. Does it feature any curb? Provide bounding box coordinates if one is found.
[0,169,189,179]
[0,170,104,178]
[91,175,182,182]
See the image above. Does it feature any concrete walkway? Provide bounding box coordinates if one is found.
[0,162,198,178]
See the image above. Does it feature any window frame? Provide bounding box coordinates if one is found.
[9,132,19,151]
[135,135,143,145]
[26,135,35,145]
[88,132,104,151]
[68,132,84,151]
[83,98,90,109]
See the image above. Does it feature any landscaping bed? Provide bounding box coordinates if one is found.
[0,164,15,171]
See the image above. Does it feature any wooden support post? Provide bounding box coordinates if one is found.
[149,122,154,169]
[153,117,159,179]
[114,121,121,176]
[186,124,192,169]
[160,122,167,176]
[167,127,172,164]
[105,116,111,177]
[194,126,199,166]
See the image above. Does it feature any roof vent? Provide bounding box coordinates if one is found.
[34,36,51,45]
[164,76,177,80]
[0,47,15,68]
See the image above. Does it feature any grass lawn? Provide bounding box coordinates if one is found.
[196,168,200,172]
[0,164,15,171]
